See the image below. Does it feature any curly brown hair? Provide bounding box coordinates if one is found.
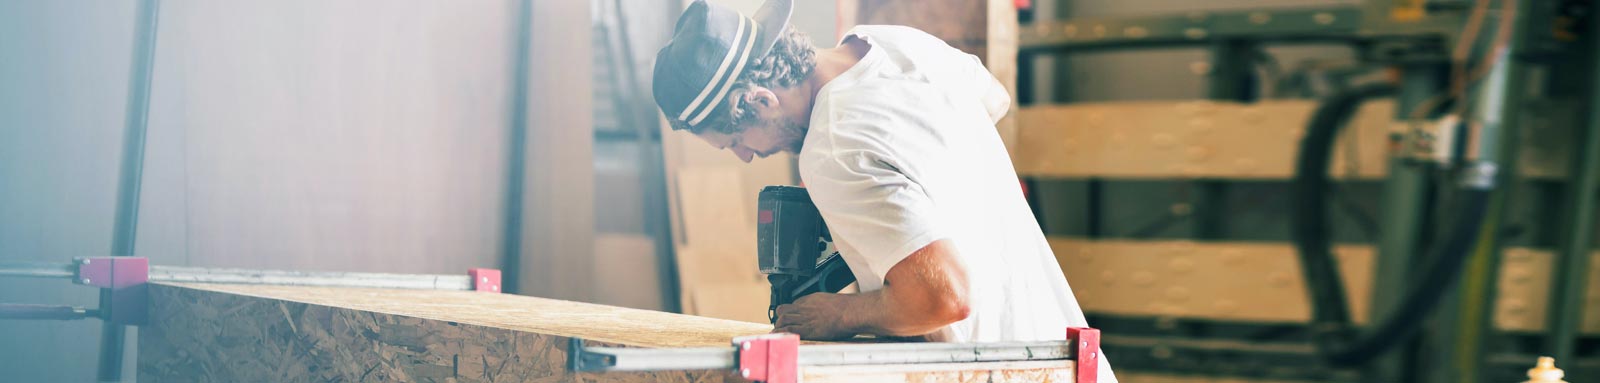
[670,26,817,134]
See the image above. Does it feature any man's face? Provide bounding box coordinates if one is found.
[694,88,808,163]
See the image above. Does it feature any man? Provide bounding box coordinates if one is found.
[652,1,1114,380]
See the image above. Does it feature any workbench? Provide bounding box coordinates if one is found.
[136,282,1085,382]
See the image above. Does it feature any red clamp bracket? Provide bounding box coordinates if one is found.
[469,268,501,293]
[75,257,148,326]
[732,333,799,383]
[1068,327,1102,383]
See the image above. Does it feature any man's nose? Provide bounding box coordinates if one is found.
[730,146,755,163]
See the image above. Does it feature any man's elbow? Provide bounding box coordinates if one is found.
[926,287,971,325]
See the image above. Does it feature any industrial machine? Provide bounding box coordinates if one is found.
[755,185,856,323]
[1016,0,1597,382]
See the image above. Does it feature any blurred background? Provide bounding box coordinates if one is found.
[2,0,1595,382]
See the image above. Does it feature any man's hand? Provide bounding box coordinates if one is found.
[771,239,971,340]
[773,293,860,340]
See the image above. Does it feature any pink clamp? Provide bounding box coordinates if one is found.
[1068,327,1101,383]
[76,257,149,325]
[732,333,800,383]
[468,268,501,293]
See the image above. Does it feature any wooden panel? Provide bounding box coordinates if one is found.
[1051,238,1600,333]
[138,282,1076,381]
[1016,100,1393,179]
[1494,248,1600,333]
[138,283,755,382]
[521,0,595,301]
[1016,99,1585,180]
[1048,238,1376,323]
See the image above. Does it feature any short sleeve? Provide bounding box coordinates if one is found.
[804,147,945,282]
[967,54,1012,124]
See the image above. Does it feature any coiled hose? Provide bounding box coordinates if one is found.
[1290,83,1495,367]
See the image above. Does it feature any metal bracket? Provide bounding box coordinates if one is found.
[469,268,502,293]
[733,333,800,383]
[1068,327,1102,383]
[75,257,148,325]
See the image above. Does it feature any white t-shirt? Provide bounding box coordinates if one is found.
[798,25,1116,382]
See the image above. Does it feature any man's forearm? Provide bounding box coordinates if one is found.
[834,283,964,337]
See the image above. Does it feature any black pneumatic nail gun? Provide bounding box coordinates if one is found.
[757,186,857,324]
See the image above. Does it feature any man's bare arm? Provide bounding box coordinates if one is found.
[774,239,970,339]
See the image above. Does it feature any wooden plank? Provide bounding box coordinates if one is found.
[1494,248,1600,333]
[1016,99,1584,180]
[138,282,1076,381]
[1048,238,1375,324]
[137,282,757,382]
[1049,237,1600,333]
[1016,100,1393,179]
[521,0,595,301]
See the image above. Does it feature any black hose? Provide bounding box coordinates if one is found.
[1290,83,1496,367]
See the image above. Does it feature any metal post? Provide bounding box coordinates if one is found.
[500,0,534,295]
[1366,63,1444,383]
[1544,0,1600,363]
[101,0,161,380]
[1196,39,1254,240]
[1435,3,1532,382]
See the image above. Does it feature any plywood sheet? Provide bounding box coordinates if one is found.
[1051,238,1600,333]
[1016,100,1393,179]
[1048,238,1375,323]
[138,282,757,382]
[1494,248,1600,333]
[138,282,1077,381]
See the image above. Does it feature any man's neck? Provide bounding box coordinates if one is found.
[801,38,870,106]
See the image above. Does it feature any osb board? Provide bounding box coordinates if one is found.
[1016,100,1393,180]
[1052,238,1600,333]
[1048,238,1375,323]
[139,283,1079,382]
[1494,248,1600,333]
[138,282,755,382]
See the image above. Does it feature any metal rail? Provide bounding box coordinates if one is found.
[0,261,475,291]
[567,339,1077,373]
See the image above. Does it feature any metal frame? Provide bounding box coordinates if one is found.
[0,257,502,381]
[568,328,1100,383]
[1015,0,1586,382]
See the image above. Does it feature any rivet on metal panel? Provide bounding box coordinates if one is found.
[1092,25,1106,38]
[1125,26,1148,38]
[1064,24,1077,37]
[1313,12,1336,25]
[1188,61,1211,75]
[1249,12,1272,24]
[1151,345,1175,359]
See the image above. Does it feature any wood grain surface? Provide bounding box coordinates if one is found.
[137,282,1079,382]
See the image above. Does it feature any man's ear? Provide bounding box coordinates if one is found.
[743,87,781,112]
